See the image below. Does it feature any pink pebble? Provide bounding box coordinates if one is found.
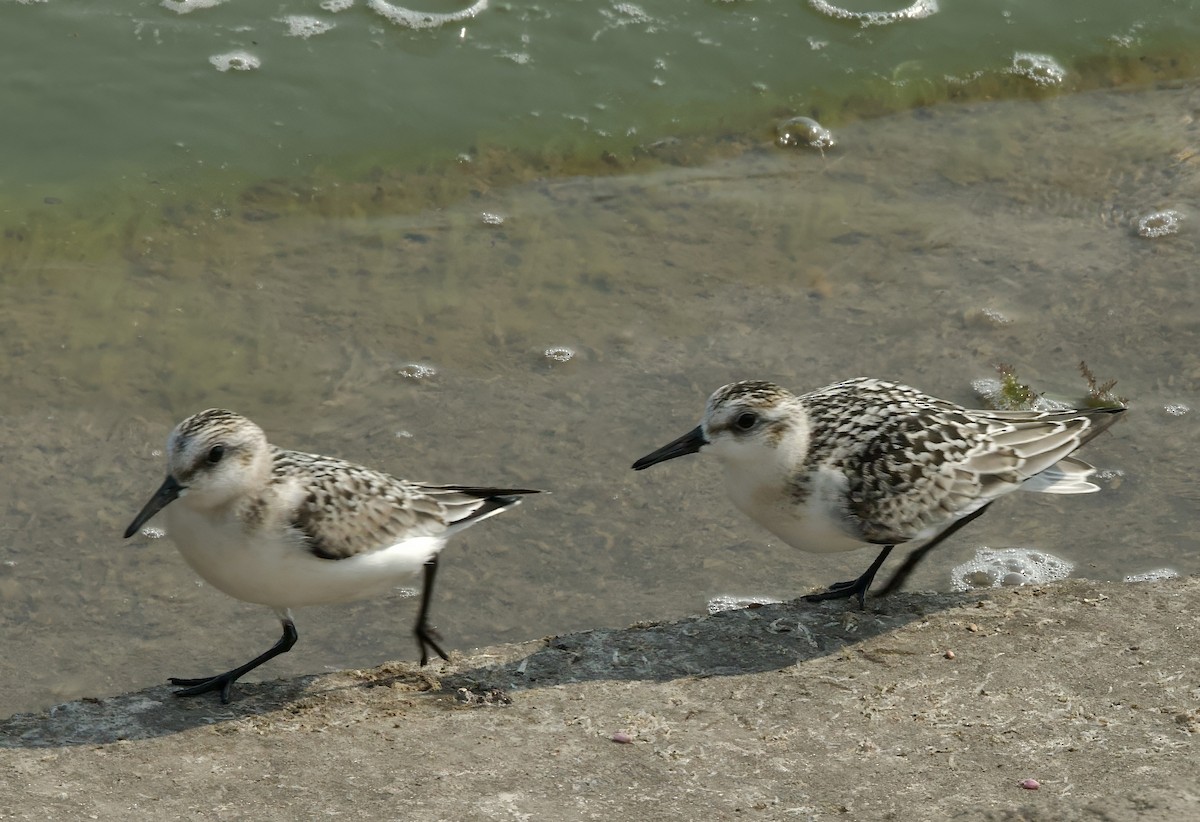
[611,732,633,744]
[1020,778,1040,790]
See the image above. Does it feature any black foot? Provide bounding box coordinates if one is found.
[802,576,873,609]
[169,673,239,703]
[415,621,449,667]
[801,545,895,609]
[167,617,299,703]
[413,556,450,666]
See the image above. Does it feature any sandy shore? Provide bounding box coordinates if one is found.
[2,576,1197,820]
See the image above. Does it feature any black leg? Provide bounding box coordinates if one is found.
[170,617,298,703]
[802,545,894,609]
[414,556,450,666]
[875,503,994,597]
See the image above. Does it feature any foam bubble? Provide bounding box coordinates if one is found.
[281,15,335,38]
[970,378,1072,412]
[775,116,835,150]
[367,0,488,29]
[950,547,1074,592]
[707,595,781,615]
[1136,209,1183,238]
[162,0,229,13]
[1010,52,1066,87]
[808,0,938,27]
[209,51,261,72]
[321,0,355,10]
[398,363,437,380]
[1124,568,1180,583]
[543,346,574,363]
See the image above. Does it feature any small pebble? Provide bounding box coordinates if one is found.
[611,731,633,744]
[1020,778,1040,790]
[944,650,955,660]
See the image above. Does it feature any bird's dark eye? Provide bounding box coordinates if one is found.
[734,412,758,432]
[206,445,226,465]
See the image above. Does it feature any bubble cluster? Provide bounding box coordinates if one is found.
[281,16,335,38]
[543,346,575,363]
[950,547,1073,592]
[775,116,835,150]
[1136,209,1183,238]
[1010,52,1066,87]
[806,0,936,26]
[808,0,938,27]
[209,51,261,72]
[970,378,1072,412]
[706,594,781,615]
[1124,568,1180,583]
[398,363,437,379]
[1164,403,1190,417]
[320,0,355,10]
[480,212,505,226]
[162,0,228,13]
[367,0,488,30]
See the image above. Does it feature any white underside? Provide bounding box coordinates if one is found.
[165,505,441,609]
[725,465,868,554]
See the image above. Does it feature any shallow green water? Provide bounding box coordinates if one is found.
[3,0,1199,213]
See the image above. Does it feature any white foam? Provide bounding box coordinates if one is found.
[775,116,835,150]
[1124,568,1180,583]
[1137,209,1183,238]
[707,595,781,615]
[808,0,938,27]
[1123,571,1180,583]
[162,0,229,13]
[951,547,1074,592]
[367,0,488,29]
[970,378,1073,412]
[1010,52,1066,87]
[321,0,355,10]
[281,15,335,38]
[398,363,437,380]
[209,51,261,72]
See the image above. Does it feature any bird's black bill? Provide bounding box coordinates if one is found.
[631,425,707,470]
[123,475,184,538]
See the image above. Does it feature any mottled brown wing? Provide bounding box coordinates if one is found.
[276,449,539,560]
[842,406,1121,543]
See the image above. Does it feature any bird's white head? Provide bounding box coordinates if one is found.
[124,409,271,537]
[632,380,811,476]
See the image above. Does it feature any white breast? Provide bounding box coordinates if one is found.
[723,464,867,555]
[164,504,440,609]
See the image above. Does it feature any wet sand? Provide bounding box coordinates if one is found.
[2,576,1197,820]
[2,78,1198,719]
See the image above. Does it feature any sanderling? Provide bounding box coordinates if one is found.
[124,409,540,702]
[632,378,1124,606]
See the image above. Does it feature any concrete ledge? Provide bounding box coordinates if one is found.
[3,577,1197,820]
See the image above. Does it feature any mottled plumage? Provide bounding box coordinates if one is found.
[633,378,1124,605]
[124,409,540,702]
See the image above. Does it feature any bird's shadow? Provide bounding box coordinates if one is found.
[0,590,979,749]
